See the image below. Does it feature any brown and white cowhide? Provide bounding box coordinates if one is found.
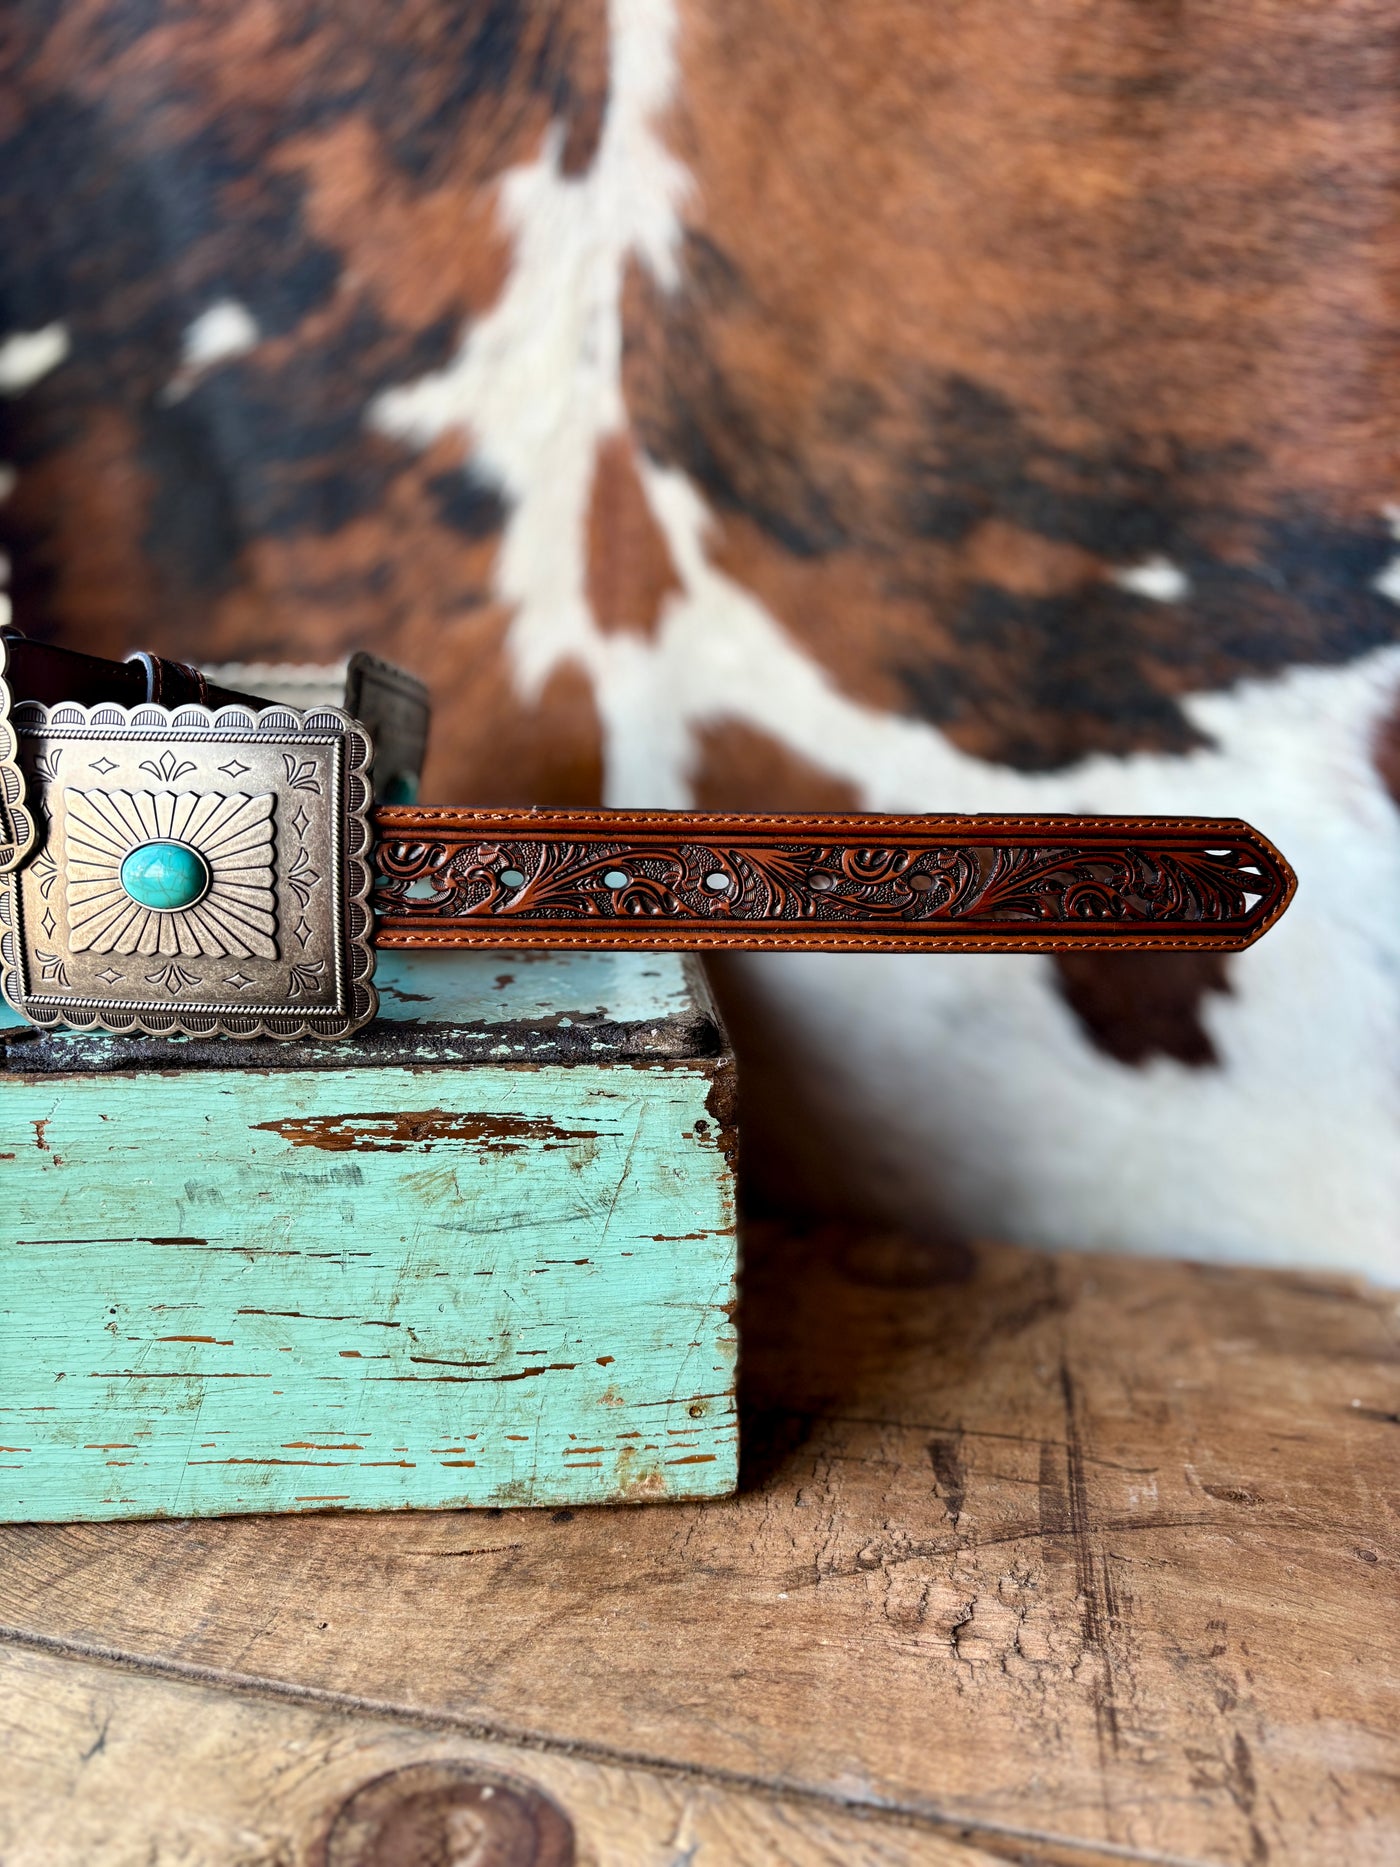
[2,1,1397,1277]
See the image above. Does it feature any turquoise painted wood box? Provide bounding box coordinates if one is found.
[0,951,738,1519]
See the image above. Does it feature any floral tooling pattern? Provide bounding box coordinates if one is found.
[373,831,1284,935]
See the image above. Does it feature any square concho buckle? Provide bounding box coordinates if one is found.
[0,699,377,1040]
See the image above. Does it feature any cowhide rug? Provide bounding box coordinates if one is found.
[2,1,1396,1276]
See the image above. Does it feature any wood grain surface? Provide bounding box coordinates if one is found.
[2,1226,1396,1864]
[0,1644,1016,1867]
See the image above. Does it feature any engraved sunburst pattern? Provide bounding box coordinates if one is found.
[63,788,278,958]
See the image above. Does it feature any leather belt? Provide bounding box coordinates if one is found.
[0,631,1296,1041]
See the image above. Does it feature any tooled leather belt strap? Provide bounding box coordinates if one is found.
[0,632,1296,1041]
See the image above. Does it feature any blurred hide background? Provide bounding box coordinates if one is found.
[2,2,1397,1279]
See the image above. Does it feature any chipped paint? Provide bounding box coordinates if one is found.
[1,952,723,1075]
[252,1109,610,1153]
[1,958,737,1519]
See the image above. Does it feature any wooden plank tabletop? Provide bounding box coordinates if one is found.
[1,1223,1396,1865]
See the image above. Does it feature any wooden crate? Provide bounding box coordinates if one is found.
[0,950,737,1520]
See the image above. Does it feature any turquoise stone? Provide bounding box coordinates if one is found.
[119,841,210,912]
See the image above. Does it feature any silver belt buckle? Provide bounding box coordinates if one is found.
[0,637,37,879]
[0,676,379,1041]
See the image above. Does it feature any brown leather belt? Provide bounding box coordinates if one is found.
[0,633,1296,1041]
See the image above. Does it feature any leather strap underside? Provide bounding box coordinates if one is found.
[371,807,1295,952]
